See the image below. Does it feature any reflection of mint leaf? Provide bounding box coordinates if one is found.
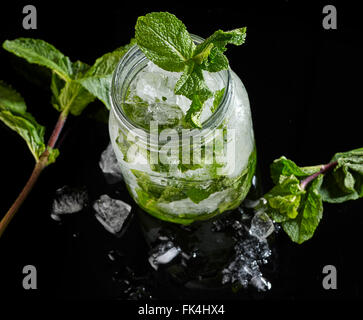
[134,12,247,127]
[320,147,363,203]
[77,40,135,109]
[3,38,73,81]
[0,81,48,161]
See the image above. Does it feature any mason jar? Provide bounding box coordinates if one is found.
[109,35,256,225]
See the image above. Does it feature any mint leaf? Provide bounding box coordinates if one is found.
[175,62,212,127]
[46,146,60,165]
[320,147,363,203]
[270,156,322,185]
[192,43,214,65]
[174,62,212,101]
[194,28,247,72]
[51,61,95,116]
[3,38,97,116]
[0,80,27,114]
[77,41,136,109]
[265,175,304,220]
[134,12,247,127]
[135,12,195,72]
[281,175,324,244]
[211,88,225,113]
[0,81,46,161]
[0,110,45,161]
[265,173,323,244]
[3,38,73,81]
[265,148,363,244]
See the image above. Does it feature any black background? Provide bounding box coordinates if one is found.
[0,0,362,306]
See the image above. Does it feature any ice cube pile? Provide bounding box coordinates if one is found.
[219,206,275,292]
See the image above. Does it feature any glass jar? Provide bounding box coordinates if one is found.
[109,35,256,225]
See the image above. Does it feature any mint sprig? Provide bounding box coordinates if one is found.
[0,38,133,236]
[263,148,363,244]
[135,12,246,127]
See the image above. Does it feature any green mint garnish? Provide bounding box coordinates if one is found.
[135,12,246,127]
[263,148,363,244]
[0,37,133,236]
[0,80,49,162]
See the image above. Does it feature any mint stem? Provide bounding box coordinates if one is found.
[300,161,338,190]
[0,109,69,238]
[47,108,68,148]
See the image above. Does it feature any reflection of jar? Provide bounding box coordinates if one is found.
[109,35,256,225]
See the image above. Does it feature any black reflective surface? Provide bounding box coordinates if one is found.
[0,2,362,302]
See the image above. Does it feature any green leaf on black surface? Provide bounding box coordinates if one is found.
[270,156,322,185]
[3,38,73,81]
[77,40,136,110]
[0,81,45,161]
[51,61,95,116]
[264,156,324,243]
[0,80,27,114]
[265,175,304,221]
[320,147,363,203]
[281,175,324,244]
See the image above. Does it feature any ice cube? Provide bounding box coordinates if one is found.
[148,240,181,270]
[250,275,272,292]
[93,194,131,234]
[249,210,275,240]
[134,63,178,104]
[147,102,183,126]
[99,143,123,183]
[51,186,88,220]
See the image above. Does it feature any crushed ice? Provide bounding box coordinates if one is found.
[218,204,275,292]
[93,194,131,234]
[51,186,88,221]
[148,238,181,270]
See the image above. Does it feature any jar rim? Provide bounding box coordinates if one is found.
[110,34,232,143]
